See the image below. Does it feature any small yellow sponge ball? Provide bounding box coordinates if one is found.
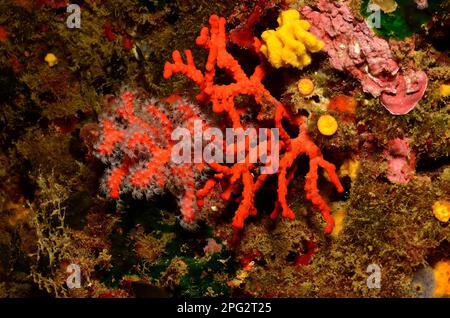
[45,53,58,67]
[317,115,338,136]
[433,200,450,223]
[297,78,315,96]
[439,84,450,98]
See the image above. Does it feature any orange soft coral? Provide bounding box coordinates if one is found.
[164,15,343,233]
[95,90,206,224]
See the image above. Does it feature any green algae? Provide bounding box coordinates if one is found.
[101,198,237,296]
[361,0,444,39]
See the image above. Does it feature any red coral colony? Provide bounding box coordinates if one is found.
[96,15,343,238]
[95,91,206,225]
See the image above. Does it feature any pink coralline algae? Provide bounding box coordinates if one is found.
[385,138,416,184]
[300,0,428,115]
[203,238,223,255]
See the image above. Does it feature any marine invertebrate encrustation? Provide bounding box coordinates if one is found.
[327,95,357,114]
[385,137,416,184]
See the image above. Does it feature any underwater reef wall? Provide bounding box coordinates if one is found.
[0,0,449,298]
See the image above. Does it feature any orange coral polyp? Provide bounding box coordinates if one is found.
[107,163,129,198]
[97,120,125,156]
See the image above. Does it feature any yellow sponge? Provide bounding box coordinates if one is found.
[433,200,450,223]
[260,9,324,69]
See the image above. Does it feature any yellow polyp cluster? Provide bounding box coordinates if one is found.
[317,114,338,136]
[260,9,324,69]
[432,200,450,223]
[433,260,450,297]
[297,78,315,96]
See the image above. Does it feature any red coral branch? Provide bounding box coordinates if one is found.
[164,15,343,234]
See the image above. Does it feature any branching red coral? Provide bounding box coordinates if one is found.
[164,15,343,233]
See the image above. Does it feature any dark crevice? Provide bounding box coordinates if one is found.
[416,155,450,172]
